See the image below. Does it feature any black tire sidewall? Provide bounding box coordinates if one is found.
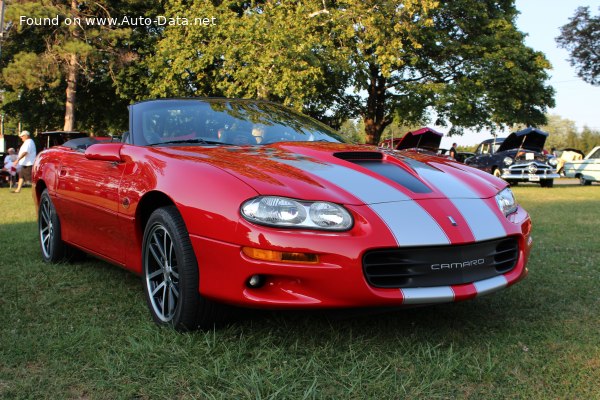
[142,206,201,331]
[39,190,64,263]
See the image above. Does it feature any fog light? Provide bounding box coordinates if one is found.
[247,274,266,288]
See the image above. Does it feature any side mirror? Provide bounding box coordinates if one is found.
[85,143,124,162]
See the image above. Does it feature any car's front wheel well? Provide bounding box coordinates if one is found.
[136,191,177,239]
[35,180,47,203]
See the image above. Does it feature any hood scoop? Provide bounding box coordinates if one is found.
[334,151,384,161]
[335,151,432,194]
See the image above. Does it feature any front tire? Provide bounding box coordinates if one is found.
[142,206,226,330]
[493,168,502,178]
[39,190,66,263]
[579,175,591,186]
[540,179,554,188]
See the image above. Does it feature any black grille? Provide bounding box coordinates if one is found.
[363,237,519,288]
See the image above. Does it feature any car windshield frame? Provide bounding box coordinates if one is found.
[130,99,345,147]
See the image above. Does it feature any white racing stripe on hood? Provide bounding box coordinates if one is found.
[413,164,507,241]
[281,158,410,203]
[370,202,449,246]
[280,158,449,246]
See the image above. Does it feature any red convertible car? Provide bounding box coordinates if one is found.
[33,99,532,330]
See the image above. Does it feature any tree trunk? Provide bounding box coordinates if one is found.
[63,53,78,131]
[363,63,390,145]
[63,0,78,132]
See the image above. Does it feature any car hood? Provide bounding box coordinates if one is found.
[497,128,548,153]
[158,142,505,205]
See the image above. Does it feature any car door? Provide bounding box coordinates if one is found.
[469,143,492,171]
[55,151,126,264]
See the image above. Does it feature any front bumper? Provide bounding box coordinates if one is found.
[190,232,532,309]
[502,161,559,181]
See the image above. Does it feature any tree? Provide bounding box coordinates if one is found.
[557,6,600,86]
[539,114,578,150]
[579,127,600,154]
[2,0,132,131]
[338,119,366,143]
[334,0,555,143]
[149,0,554,145]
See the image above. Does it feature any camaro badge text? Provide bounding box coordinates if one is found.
[431,259,486,270]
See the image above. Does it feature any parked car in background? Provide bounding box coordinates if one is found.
[379,127,443,153]
[438,149,476,163]
[33,99,532,330]
[563,146,600,185]
[555,148,585,175]
[465,128,559,187]
[39,131,89,150]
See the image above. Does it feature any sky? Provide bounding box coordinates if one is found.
[440,0,600,148]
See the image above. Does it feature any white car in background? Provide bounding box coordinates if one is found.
[564,146,600,185]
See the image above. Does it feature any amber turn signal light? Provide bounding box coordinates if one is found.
[242,247,319,264]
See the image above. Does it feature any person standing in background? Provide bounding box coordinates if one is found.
[11,130,37,193]
[449,142,457,159]
[2,148,19,188]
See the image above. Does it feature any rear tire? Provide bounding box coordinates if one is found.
[39,190,66,263]
[142,206,228,330]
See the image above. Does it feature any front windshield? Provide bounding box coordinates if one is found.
[477,142,502,155]
[132,99,344,146]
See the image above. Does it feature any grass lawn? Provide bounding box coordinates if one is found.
[1,185,599,399]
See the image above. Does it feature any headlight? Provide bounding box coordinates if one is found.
[548,157,558,166]
[495,187,518,217]
[241,196,353,231]
[503,157,514,166]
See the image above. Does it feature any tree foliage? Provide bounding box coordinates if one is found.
[557,6,600,86]
[1,1,555,141]
[526,114,600,154]
[148,0,555,144]
[537,114,579,151]
[0,0,153,133]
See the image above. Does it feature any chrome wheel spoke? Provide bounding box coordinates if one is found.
[147,269,163,280]
[152,280,166,297]
[167,283,176,316]
[170,283,179,299]
[41,208,50,225]
[161,282,168,314]
[152,231,168,261]
[148,243,163,266]
[168,245,174,270]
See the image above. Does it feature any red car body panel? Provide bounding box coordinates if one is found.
[33,140,531,309]
[32,100,531,312]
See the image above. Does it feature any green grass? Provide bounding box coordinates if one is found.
[1,185,599,399]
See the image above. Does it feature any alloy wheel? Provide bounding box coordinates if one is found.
[144,224,180,322]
